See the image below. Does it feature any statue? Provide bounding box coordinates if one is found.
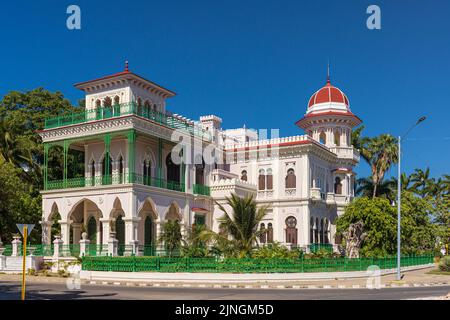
[343,221,367,258]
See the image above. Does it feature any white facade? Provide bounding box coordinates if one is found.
[39,65,361,252]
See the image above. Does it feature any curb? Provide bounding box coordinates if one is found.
[81,280,450,290]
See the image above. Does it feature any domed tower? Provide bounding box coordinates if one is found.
[295,74,361,147]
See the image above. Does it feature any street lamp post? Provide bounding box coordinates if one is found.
[396,116,426,281]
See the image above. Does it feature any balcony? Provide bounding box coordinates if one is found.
[43,102,211,141]
[257,190,274,199]
[329,146,360,162]
[193,184,211,196]
[45,173,185,193]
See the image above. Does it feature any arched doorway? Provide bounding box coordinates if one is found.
[87,216,97,243]
[138,199,158,255]
[166,153,180,183]
[115,215,125,246]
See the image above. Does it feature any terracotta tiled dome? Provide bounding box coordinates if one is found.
[307,79,349,110]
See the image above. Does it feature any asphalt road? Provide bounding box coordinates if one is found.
[0,280,449,300]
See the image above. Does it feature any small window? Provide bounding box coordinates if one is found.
[334,131,340,146]
[267,223,273,243]
[258,169,265,190]
[259,223,266,243]
[334,177,342,194]
[266,169,273,190]
[241,170,248,181]
[285,169,296,189]
[319,131,326,144]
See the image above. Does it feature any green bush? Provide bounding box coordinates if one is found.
[438,256,450,272]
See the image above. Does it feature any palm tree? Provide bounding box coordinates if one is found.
[200,193,269,258]
[365,134,398,198]
[158,220,183,257]
[356,176,396,203]
[352,128,399,198]
[410,168,435,198]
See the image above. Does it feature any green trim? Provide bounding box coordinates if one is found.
[104,133,111,178]
[44,102,211,140]
[127,130,136,183]
[193,184,211,196]
[63,140,69,188]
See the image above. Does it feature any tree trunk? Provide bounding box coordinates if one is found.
[372,183,378,199]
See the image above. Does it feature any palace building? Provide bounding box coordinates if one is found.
[38,63,361,254]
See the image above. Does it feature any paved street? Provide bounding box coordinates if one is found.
[0,280,449,300]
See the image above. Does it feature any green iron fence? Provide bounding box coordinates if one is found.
[45,173,185,193]
[193,184,211,196]
[44,102,212,141]
[309,243,333,253]
[81,255,434,273]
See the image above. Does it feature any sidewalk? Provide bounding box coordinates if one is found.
[1,266,449,290]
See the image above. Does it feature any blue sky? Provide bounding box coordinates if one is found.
[0,0,449,178]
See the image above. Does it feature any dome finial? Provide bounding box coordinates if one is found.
[326,60,330,84]
[125,60,129,72]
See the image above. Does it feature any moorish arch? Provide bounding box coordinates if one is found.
[42,202,62,244]
[138,197,159,246]
[110,197,125,245]
[67,198,103,245]
[164,202,182,221]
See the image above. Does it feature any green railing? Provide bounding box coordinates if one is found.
[44,102,211,141]
[45,173,185,193]
[193,184,211,196]
[309,243,333,253]
[81,255,434,273]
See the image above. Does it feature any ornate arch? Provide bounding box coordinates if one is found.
[164,202,182,221]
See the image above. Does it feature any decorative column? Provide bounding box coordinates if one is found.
[157,138,163,186]
[63,140,69,188]
[53,235,63,258]
[79,233,90,257]
[43,143,49,190]
[11,235,22,257]
[127,130,136,182]
[59,221,70,246]
[100,218,110,245]
[123,217,139,244]
[108,235,118,256]
[104,133,111,184]
[72,223,82,245]
[40,220,52,245]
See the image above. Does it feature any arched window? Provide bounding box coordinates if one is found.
[267,223,273,243]
[258,169,266,190]
[334,177,342,194]
[113,96,120,116]
[90,160,95,185]
[334,131,340,146]
[118,155,124,184]
[143,160,151,185]
[241,170,247,181]
[137,98,142,115]
[285,216,298,245]
[166,154,180,183]
[314,218,319,243]
[115,215,125,246]
[320,219,324,244]
[95,99,102,119]
[310,217,314,243]
[195,156,205,185]
[104,96,112,107]
[102,155,112,184]
[285,169,296,189]
[143,100,151,118]
[259,223,266,243]
[319,131,326,144]
[266,168,273,190]
[103,97,112,118]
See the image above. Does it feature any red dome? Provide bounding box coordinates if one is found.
[308,80,349,109]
